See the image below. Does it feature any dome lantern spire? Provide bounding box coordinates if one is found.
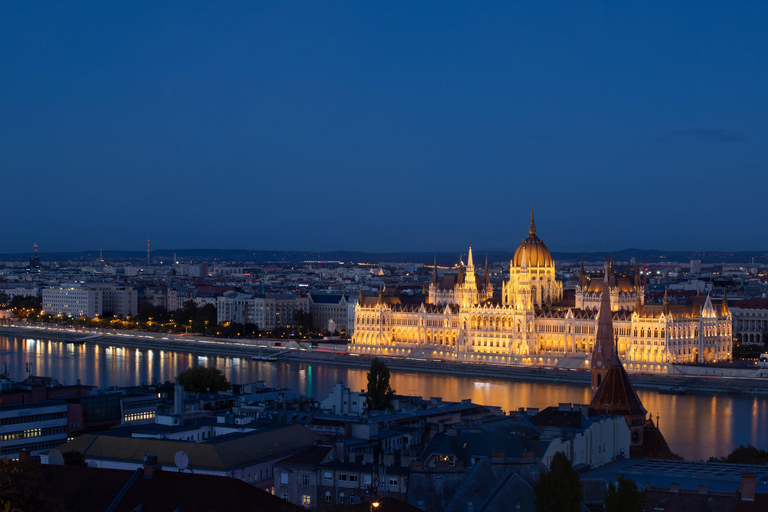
[529,206,536,235]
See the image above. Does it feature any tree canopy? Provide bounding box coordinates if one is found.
[366,357,394,411]
[605,474,645,512]
[0,459,64,512]
[710,444,768,465]
[534,452,582,512]
[177,366,230,393]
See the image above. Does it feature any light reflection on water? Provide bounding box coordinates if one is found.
[1,335,766,461]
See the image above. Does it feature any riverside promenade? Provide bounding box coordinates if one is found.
[2,324,767,396]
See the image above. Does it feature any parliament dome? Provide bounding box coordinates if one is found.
[512,210,554,268]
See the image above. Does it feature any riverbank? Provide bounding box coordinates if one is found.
[2,324,767,395]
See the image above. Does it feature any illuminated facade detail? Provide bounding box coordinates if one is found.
[350,213,733,373]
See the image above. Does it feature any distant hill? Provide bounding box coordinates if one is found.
[1,248,767,265]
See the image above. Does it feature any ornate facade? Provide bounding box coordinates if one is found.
[350,212,733,374]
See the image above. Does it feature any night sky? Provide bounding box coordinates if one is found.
[2,2,766,254]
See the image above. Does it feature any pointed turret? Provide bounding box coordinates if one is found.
[579,257,587,288]
[358,281,364,304]
[634,260,641,288]
[432,255,439,286]
[663,287,669,314]
[721,290,730,316]
[591,263,615,392]
[608,255,616,287]
[484,255,491,288]
[529,206,536,235]
[378,285,383,304]
[467,244,474,271]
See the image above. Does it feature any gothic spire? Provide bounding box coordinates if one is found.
[484,255,491,288]
[529,206,536,235]
[467,244,474,270]
[634,259,641,288]
[432,255,439,286]
[591,262,615,391]
[358,281,364,304]
[579,257,587,288]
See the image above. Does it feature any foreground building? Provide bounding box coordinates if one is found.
[351,212,733,373]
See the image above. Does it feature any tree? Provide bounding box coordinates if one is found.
[293,310,314,334]
[0,459,65,512]
[177,366,230,393]
[605,474,645,512]
[710,444,768,465]
[366,358,394,411]
[534,452,582,512]
[63,450,88,467]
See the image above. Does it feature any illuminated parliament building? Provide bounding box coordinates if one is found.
[350,212,733,374]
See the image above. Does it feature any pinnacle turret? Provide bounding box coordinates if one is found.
[591,262,615,391]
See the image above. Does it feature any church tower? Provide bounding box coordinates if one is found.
[591,262,614,392]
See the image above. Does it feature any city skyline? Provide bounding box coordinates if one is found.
[2,3,767,253]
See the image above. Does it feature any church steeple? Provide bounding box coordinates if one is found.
[484,255,491,288]
[591,263,615,392]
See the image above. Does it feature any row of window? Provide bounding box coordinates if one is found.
[0,440,63,455]
[124,411,156,422]
[0,411,67,426]
[0,426,66,442]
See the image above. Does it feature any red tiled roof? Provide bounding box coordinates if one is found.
[590,356,647,417]
[733,298,768,309]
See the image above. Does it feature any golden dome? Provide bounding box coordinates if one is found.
[512,209,554,268]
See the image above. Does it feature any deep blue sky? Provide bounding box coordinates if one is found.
[2,2,766,254]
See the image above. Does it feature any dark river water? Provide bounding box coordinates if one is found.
[2,335,767,461]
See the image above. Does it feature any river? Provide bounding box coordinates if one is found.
[2,334,767,461]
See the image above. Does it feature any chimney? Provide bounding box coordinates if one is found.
[143,454,161,479]
[174,383,184,417]
[334,441,345,462]
[741,472,756,502]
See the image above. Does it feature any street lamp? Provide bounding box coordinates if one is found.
[370,501,380,512]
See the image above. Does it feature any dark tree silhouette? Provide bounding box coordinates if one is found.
[534,452,582,512]
[605,474,645,512]
[177,366,230,393]
[366,358,394,411]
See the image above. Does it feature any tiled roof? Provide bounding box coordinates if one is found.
[39,464,301,512]
[56,424,321,471]
[589,356,647,417]
[733,298,768,309]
